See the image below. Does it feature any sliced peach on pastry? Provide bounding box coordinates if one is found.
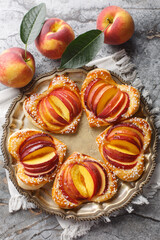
[59,169,79,204]
[23,155,58,173]
[44,97,68,125]
[19,133,54,155]
[43,97,66,126]
[110,135,141,151]
[21,144,55,161]
[82,161,102,197]
[84,78,101,104]
[63,165,86,201]
[96,86,118,116]
[78,165,95,199]
[48,95,70,123]
[108,139,140,155]
[97,90,123,118]
[103,145,138,162]
[91,162,107,196]
[38,99,65,130]
[22,151,57,167]
[59,89,82,116]
[71,164,88,198]
[24,163,57,177]
[106,92,129,123]
[19,140,54,157]
[51,90,74,121]
[105,154,137,170]
[86,81,106,110]
[106,124,144,146]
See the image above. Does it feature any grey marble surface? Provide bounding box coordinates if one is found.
[0,0,160,239]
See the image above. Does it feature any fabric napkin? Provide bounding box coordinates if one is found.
[1,49,160,240]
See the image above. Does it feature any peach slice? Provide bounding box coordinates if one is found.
[19,133,54,155]
[51,90,74,121]
[43,97,66,126]
[21,145,55,161]
[64,165,85,201]
[105,154,137,170]
[82,161,101,197]
[92,162,108,196]
[110,135,141,150]
[38,99,65,130]
[49,95,70,122]
[96,86,118,116]
[59,89,82,116]
[107,139,140,155]
[24,164,57,177]
[59,169,79,204]
[22,151,56,166]
[86,81,106,111]
[103,146,138,162]
[71,164,88,198]
[20,140,54,157]
[84,79,100,104]
[78,165,95,198]
[106,92,130,123]
[106,124,144,146]
[23,156,58,173]
[97,90,124,118]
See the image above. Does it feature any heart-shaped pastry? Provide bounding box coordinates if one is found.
[8,129,66,190]
[96,117,151,181]
[52,152,117,209]
[81,69,140,127]
[23,75,82,134]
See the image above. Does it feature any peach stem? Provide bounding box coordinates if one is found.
[102,18,112,32]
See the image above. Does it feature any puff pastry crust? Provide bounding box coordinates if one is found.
[8,129,66,190]
[52,152,117,209]
[96,117,151,181]
[23,75,82,134]
[81,68,140,127]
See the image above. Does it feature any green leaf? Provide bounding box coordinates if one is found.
[20,3,46,45]
[60,29,104,69]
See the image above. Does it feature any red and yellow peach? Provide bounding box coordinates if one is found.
[35,18,75,59]
[97,5,134,45]
[0,47,35,88]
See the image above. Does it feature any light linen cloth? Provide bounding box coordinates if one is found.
[1,50,160,240]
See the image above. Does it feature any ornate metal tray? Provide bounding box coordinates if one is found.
[1,66,158,220]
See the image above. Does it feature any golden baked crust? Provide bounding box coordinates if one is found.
[8,129,66,190]
[52,152,117,209]
[23,75,82,134]
[96,117,152,182]
[81,68,140,127]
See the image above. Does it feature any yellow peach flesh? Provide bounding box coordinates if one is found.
[106,142,139,155]
[49,95,70,122]
[71,165,88,198]
[97,87,118,115]
[78,165,94,198]
[23,151,56,165]
[38,102,62,130]
[23,146,55,161]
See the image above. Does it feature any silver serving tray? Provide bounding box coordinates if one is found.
[1,66,158,220]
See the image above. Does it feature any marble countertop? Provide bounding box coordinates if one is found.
[0,0,160,239]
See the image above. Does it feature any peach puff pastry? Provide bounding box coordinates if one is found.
[23,75,82,134]
[8,130,66,190]
[96,117,151,182]
[52,152,117,209]
[81,68,140,127]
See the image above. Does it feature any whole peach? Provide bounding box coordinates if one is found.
[0,47,35,88]
[35,18,75,59]
[97,6,134,45]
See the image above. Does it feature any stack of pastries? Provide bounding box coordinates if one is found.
[8,68,151,209]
